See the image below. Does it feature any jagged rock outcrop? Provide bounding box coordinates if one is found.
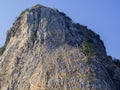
[0,4,120,90]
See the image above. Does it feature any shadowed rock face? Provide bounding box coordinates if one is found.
[0,4,120,90]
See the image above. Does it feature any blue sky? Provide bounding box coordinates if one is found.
[0,0,120,59]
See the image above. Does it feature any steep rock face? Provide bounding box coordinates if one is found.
[0,4,120,90]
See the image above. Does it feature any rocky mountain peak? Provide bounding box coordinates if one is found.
[0,4,120,90]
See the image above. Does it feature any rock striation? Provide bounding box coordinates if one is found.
[0,4,120,90]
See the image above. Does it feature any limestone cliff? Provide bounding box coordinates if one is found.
[0,4,120,90]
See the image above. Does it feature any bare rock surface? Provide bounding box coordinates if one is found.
[0,4,120,90]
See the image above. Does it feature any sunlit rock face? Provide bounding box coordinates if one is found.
[0,4,120,90]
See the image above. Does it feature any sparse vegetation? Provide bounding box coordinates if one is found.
[74,23,87,29]
[86,38,93,44]
[7,29,13,36]
[7,27,17,38]
[83,39,92,62]
[0,28,14,56]
[113,59,120,68]
[20,4,43,16]
[59,12,72,21]
[83,40,90,55]
[20,9,29,16]
[73,23,81,29]
[5,28,13,46]
[31,31,37,40]
[95,34,100,39]
[0,46,6,56]
[31,4,42,10]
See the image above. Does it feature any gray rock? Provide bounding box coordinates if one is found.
[0,4,120,90]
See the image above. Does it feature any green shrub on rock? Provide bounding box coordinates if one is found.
[0,46,6,56]
[83,39,92,62]
[113,59,120,68]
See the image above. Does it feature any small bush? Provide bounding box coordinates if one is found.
[59,12,66,16]
[83,41,90,56]
[95,34,100,39]
[83,40,92,62]
[7,28,14,37]
[31,4,42,10]
[0,46,6,56]
[86,39,93,44]
[7,29,12,35]
[85,54,91,62]
[7,27,18,38]
[73,23,81,29]
[59,12,72,21]
[20,9,29,16]
[113,59,120,68]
